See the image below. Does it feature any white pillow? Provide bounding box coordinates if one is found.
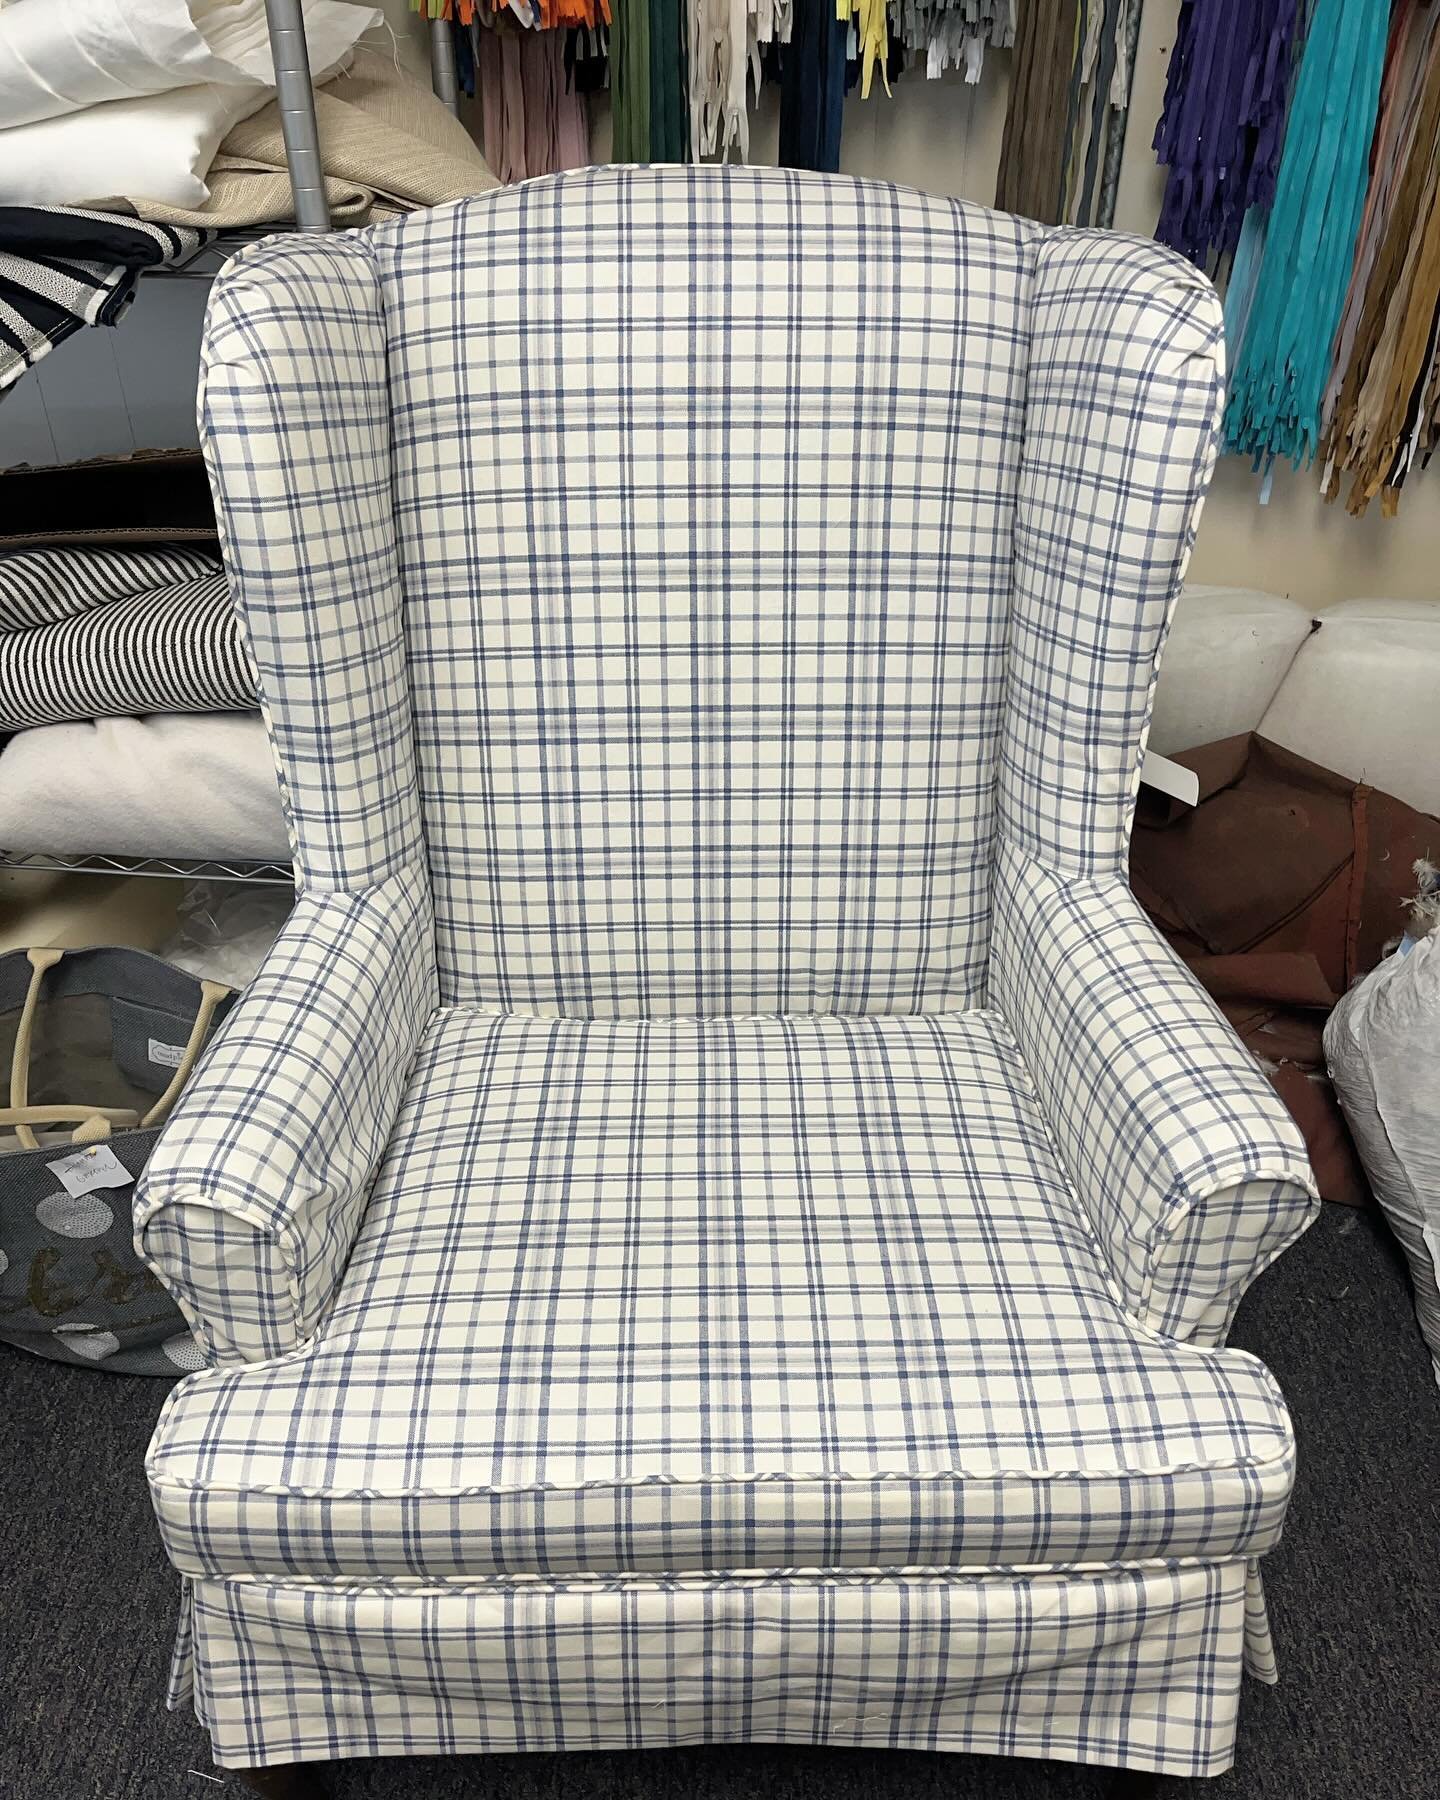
[0,80,270,207]
[0,0,381,128]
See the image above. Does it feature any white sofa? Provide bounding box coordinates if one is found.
[1152,588,1440,814]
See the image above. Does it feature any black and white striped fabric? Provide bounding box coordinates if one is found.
[0,543,220,633]
[0,205,211,394]
[0,571,255,730]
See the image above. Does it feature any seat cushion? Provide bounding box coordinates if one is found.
[148,1009,1295,1582]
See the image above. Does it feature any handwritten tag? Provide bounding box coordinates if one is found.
[46,1146,133,1197]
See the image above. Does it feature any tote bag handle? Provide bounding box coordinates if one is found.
[7,947,231,1147]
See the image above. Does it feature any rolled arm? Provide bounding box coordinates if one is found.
[135,862,437,1365]
[991,840,1318,1344]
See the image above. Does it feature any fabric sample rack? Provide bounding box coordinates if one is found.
[0,6,461,890]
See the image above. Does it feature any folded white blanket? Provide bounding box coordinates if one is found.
[0,0,380,127]
[0,713,288,860]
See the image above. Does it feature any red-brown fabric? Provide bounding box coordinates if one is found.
[1267,1063,1371,1210]
[1131,733,1440,1205]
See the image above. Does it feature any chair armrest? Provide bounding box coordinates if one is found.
[991,841,1318,1344]
[134,862,437,1366]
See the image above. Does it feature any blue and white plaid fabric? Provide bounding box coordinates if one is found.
[177,1559,1259,1774]
[138,166,1317,1780]
[149,1010,1296,1582]
[993,844,1317,1346]
[135,865,437,1365]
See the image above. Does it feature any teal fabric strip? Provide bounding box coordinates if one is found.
[1222,208,1267,354]
[1222,0,1390,471]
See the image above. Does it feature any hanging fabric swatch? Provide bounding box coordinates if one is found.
[687,0,739,159]
[991,0,1141,226]
[839,0,891,99]
[610,0,652,157]
[1095,0,1142,227]
[1152,0,1303,269]
[1074,0,1146,228]
[1319,0,1429,470]
[612,0,689,157]
[565,22,612,95]
[688,0,790,161]
[895,1,1012,85]
[777,0,846,170]
[473,19,590,182]
[1320,0,1440,516]
[1059,0,1117,227]
[425,0,610,27]
[1222,0,1390,473]
[648,0,688,159]
[995,0,1080,225]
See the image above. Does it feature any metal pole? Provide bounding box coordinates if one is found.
[429,16,461,117]
[264,0,331,232]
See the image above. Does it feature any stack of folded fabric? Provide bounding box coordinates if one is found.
[0,0,382,210]
[0,544,251,727]
[0,542,290,862]
[0,3,499,393]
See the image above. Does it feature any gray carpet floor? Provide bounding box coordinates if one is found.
[2,1201,1437,1800]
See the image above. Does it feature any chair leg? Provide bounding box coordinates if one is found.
[228,1764,331,1799]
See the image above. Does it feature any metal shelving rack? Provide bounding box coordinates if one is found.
[268,0,459,233]
[1,851,295,886]
[0,3,460,889]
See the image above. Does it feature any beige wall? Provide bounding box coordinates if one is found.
[391,0,1438,606]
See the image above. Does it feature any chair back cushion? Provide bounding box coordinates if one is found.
[378,169,1035,1013]
[200,167,1222,1016]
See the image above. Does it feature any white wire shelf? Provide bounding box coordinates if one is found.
[0,849,294,886]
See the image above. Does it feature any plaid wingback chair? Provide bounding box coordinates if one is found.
[136,167,1317,1792]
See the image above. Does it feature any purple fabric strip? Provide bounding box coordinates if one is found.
[1153,0,1304,267]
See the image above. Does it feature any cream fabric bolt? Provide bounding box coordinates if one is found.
[0,0,382,206]
[0,0,381,128]
[127,45,499,229]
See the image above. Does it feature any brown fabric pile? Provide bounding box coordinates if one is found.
[1131,734,1440,1205]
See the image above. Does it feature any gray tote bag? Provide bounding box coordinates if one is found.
[0,946,235,1375]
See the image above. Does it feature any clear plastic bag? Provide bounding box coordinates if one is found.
[1325,863,1440,1387]
[158,879,294,989]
